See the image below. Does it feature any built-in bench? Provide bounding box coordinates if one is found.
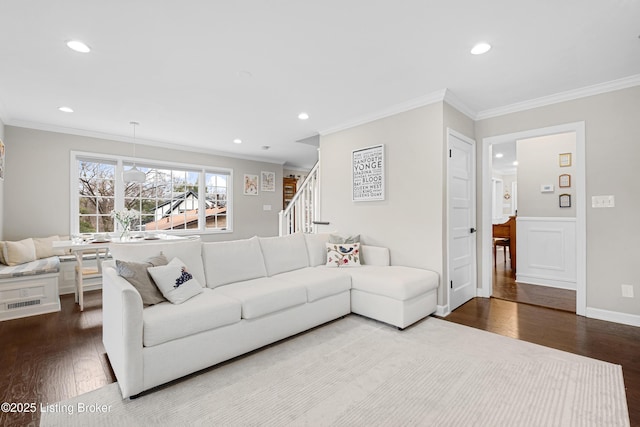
[0,256,61,321]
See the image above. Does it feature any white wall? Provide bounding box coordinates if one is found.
[517,132,576,217]
[476,85,640,321]
[319,102,445,299]
[3,126,283,241]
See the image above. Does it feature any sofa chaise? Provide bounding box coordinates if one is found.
[102,233,439,398]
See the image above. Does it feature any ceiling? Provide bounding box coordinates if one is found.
[0,1,638,170]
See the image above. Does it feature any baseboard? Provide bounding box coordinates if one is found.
[516,274,576,291]
[435,304,450,317]
[586,307,640,327]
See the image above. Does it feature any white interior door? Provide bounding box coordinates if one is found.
[448,130,477,312]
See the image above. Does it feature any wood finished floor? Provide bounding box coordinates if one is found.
[1,289,639,426]
[492,246,576,312]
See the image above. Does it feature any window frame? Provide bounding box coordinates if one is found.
[70,150,233,235]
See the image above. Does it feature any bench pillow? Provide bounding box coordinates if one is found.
[33,235,61,259]
[2,238,37,266]
[202,236,267,288]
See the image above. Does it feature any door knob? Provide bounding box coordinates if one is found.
[470,228,477,233]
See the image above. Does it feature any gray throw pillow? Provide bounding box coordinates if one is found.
[329,234,360,244]
[116,253,169,307]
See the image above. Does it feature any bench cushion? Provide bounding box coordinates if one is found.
[0,256,60,279]
[343,265,439,301]
[274,267,351,302]
[213,277,307,319]
[143,289,241,347]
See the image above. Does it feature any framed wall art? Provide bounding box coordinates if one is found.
[559,153,572,167]
[243,174,258,195]
[261,171,275,192]
[559,174,571,188]
[559,193,571,208]
[352,144,385,202]
[0,139,4,181]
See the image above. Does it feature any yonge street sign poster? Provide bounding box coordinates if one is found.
[352,144,385,202]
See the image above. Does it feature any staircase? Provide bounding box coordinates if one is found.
[279,161,320,235]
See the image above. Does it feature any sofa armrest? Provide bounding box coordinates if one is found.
[360,245,390,266]
[102,266,145,398]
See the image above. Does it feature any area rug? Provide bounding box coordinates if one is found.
[40,315,629,426]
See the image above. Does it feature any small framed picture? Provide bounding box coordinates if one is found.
[559,153,572,167]
[559,174,571,188]
[261,171,275,192]
[243,174,258,195]
[559,193,571,208]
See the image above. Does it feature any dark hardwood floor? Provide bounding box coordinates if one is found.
[1,287,639,426]
[0,291,115,427]
[492,245,576,312]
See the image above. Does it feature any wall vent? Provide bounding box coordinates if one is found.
[8,299,41,310]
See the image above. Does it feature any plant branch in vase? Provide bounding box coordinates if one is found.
[111,208,139,240]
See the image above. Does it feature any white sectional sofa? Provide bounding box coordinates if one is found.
[102,233,439,398]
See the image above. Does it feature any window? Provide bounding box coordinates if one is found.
[73,153,232,235]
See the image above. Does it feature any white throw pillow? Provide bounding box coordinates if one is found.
[325,242,361,268]
[147,257,203,304]
[33,235,61,259]
[3,238,37,266]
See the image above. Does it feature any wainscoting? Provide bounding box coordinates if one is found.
[516,217,576,290]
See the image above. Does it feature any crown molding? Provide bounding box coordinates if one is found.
[319,89,447,136]
[442,89,477,120]
[476,74,640,121]
[5,119,286,166]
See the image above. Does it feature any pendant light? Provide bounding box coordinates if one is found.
[123,121,146,183]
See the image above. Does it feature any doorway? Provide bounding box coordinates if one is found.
[480,122,586,316]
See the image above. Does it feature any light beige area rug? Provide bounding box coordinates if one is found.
[40,315,629,426]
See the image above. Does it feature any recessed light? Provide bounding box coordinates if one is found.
[66,40,91,53]
[495,153,504,158]
[236,70,252,78]
[298,112,309,120]
[58,106,74,113]
[512,161,519,166]
[233,139,242,144]
[471,42,491,55]
[261,145,270,150]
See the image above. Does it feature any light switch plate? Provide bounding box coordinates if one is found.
[592,195,615,208]
[540,184,554,193]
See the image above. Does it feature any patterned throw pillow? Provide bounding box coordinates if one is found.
[116,253,169,307]
[326,242,361,268]
[147,257,203,304]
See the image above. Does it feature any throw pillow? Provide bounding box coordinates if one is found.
[326,242,361,268]
[3,238,37,266]
[116,253,169,307]
[329,234,360,244]
[147,257,203,304]
[33,235,61,259]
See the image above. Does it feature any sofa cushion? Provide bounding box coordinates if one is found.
[116,253,169,307]
[148,257,204,304]
[274,267,352,302]
[341,265,439,301]
[142,288,241,347]
[110,237,206,286]
[213,277,307,319]
[258,233,309,276]
[202,236,267,288]
[304,233,331,267]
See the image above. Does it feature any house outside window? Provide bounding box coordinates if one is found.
[73,152,232,235]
